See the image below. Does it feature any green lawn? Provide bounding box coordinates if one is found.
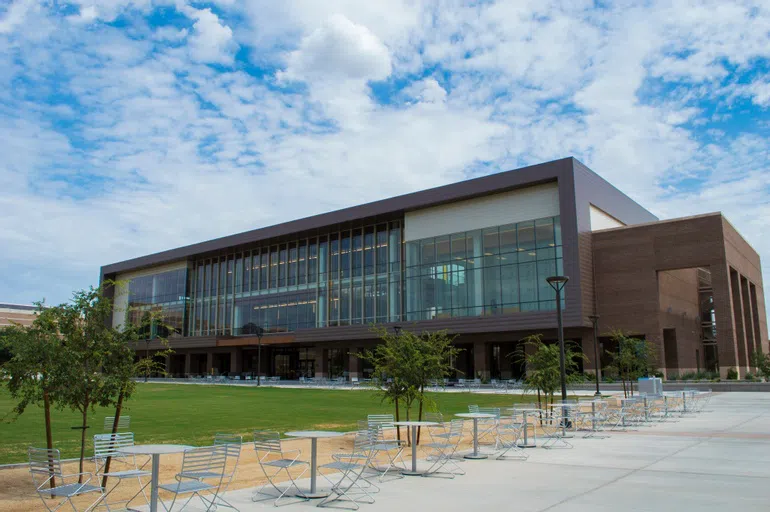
[0,383,535,464]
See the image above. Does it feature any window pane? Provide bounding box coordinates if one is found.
[501,264,519,305]
[483,227,499,256]
[535,218,555,248]
[451,233,466,261]
[435,235,451,263]
[519,262,537,304]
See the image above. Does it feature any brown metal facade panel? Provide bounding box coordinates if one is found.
[571,160,659,327]
[100,158,577,277]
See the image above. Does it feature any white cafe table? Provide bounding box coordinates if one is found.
[118,444,194,512]
[455,413,495,459]
[391,421,437,475]
[284,431,344,498]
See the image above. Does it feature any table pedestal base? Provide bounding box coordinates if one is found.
[401,470,427,476]
[303,491,332,499]
[464,453,488,460]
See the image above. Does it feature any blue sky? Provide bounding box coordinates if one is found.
[0,1,769,318]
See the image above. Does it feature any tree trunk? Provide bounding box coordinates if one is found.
[394,397,401,442]
[101,388,125,489]
[43,389,56,490]
[416,388,424,445]
[78,400,89,483]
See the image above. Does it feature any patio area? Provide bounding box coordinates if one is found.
[165,392,770,511]
[7,392,770,511]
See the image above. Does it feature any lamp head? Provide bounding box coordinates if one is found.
[546,275,569,292]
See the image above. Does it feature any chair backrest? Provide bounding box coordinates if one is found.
[214,433,243,459]
[425,412,444,424]
[468,404,479,413]
[29,448,63,480]
[478,407,501,418]
[367,414,395,428]
[103,416,130,432]
[93,432,136,460]
[448,419,465,438]
[253,431,282,454]
[181,445,227,478]
[354,420,377,454]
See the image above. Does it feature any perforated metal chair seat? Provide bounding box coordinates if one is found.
[264,458,308,469]
[38,483,103,497]
[159,480,215,494]
[319,460,361,472]
[178,470,223,479]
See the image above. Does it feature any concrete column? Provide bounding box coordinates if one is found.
[206,352,214,375]
[231,348,243,375]
[740,275,757,359]
[473,341,488,380]
[711,264,740,379]
[582,334,599,373]
[315,348,327,378]
[729,268,749,375]
[184,352,191,375]
[164,355,171,377]
[348,348,361,379]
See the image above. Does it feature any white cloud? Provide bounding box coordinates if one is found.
[0,0,37,34]
[184,7,237,64]
[0,0,769,321]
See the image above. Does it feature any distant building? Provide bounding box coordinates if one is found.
[0,303,38,328]
[100,157,767,380]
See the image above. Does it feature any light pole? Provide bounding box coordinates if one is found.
[546,276,569,402]
[393,325,402,337]
[255,325,264,386]
[588,315,601,397]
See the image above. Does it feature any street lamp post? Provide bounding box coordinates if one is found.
[588,315,601,397]
[546,276,569,402]
[393,325,402,337]
[255,325,264,387]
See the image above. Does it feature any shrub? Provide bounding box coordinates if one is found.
[667,373,679,381]
[680,371,697,381]
[726,367,739,380]
[744,372,755,381]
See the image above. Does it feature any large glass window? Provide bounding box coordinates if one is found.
[405,216,562,319]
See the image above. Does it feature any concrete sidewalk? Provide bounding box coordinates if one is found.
[211,392,770,511]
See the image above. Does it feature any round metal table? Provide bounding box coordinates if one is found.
[392,421,438,475]
[118,444,194,512]
[455,413,495,459]
[285,430,344,498]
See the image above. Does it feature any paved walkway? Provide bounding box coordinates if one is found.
[197,392,770,511]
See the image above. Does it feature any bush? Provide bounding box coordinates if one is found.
[667,373,679,381]
[680,371,697,381]
[726,367,739,380]
[744,372,755,381]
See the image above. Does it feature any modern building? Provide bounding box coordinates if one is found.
[0,303,39,328]
[100,158,767,380]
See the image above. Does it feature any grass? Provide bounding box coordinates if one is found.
[0,383,536,464]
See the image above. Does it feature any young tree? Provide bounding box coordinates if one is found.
[55,286,136,481]
[512,334,586,411]
[605,331,658,398]
[0,304,67,488]
[358,327,460,445]
[750,349,770,381]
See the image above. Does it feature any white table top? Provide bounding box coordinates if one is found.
[285,431,344,439]
[455,412,495,419]
[392,421,438,426]
[119,444,194,455]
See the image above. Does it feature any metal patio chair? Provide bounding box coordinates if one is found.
[423,419,466,477]
[317,425,378,509]
[539,408,573,449]
[252,430,310,506]
[580,400,611,438]
[29,447,104,512]
[494,415,529,460]
[93,432,150,510]
[158,444,228,512]
[211,433,243,510]
[366,414,407,481]
[103,416,131,432]
[468,405,500,445]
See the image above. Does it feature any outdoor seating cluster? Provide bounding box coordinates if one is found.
[29,388,713,512]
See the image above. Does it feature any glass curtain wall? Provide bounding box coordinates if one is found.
[405,216,563,320]
[188,221,403,336]
[127,268,188,337]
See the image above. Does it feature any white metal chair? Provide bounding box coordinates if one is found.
[158,444,229,512]
[366,414,406,481]
[252,430,310,506]
[468,405,500,445]
[494,416,529,460]
[317,424,379,509]
[212,433,242,510]
[423,419,466,477]
[93,432,150,510]
[103,416,131,432]
[539,408,573,449]
[29,447,104,512]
